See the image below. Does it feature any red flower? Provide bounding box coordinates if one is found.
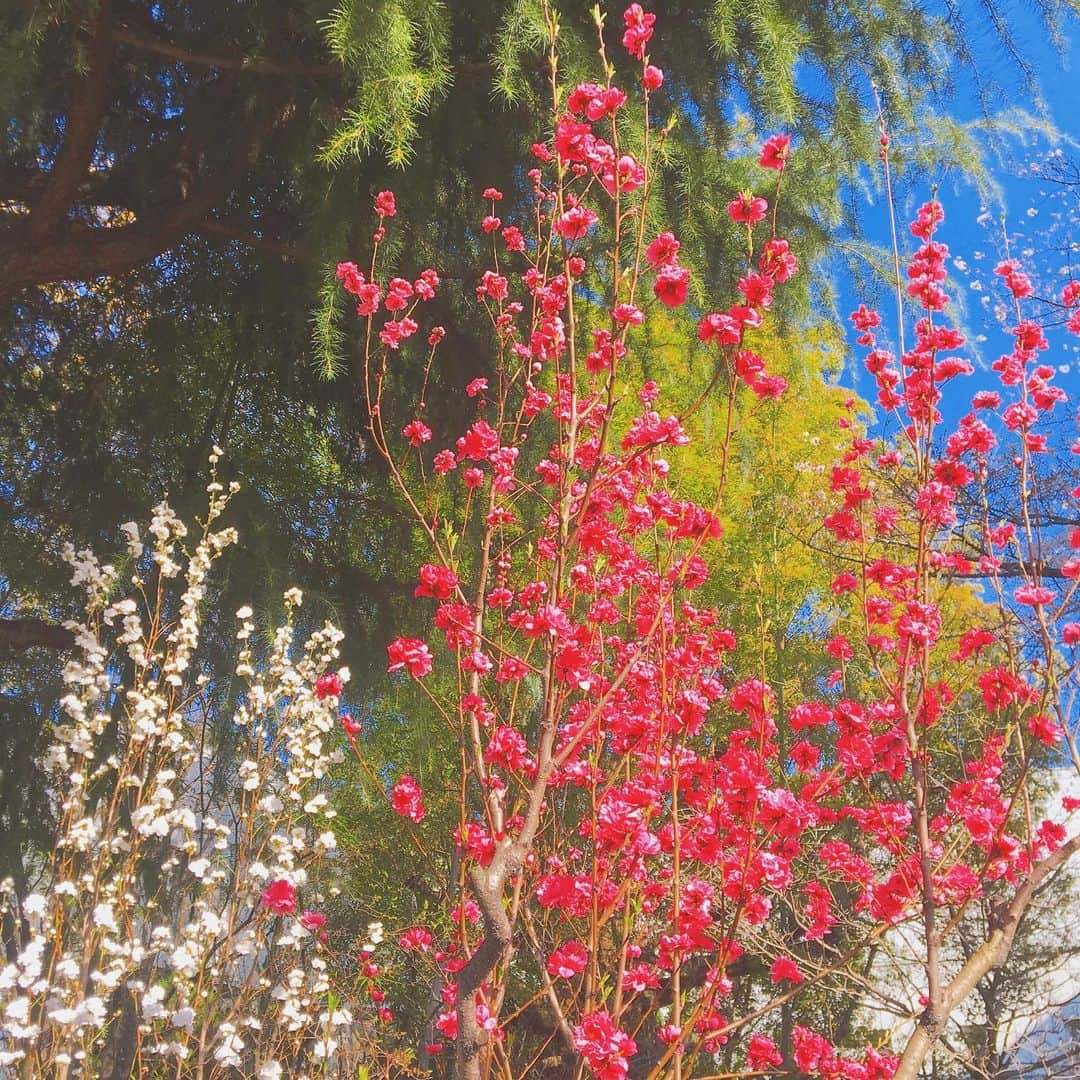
[909,199,944,240]
[831,572,859,594]
[402,419,432,446]
[646,232,680,267]
[399,926,434,951]
[299,910,327,933]
[622,964,660,992]
[793,1027,835,1073]
[415,268,440,299]
[336,261,365,295]
[355,283,382,316]
[381,318,418,350]
[415,563,459,601]
[384,277,414,312]
[758,133,791,170]
[728,193,768,225]
[978,667,1029,712]
[749,374,787,400]
[391,775,426,822]
[789,740,820,772]
[759,237,798,282]
[698,311,741,344]
[573,1008,637,1080]
[747,1034,783,1070]
[479,270,508,301]
[261,879,297,916]
[568,83,627,121]
[484,724,536,774]
[621,3,656,59]
[770,955,804,983]
[546,940,588,978]
[387,637,434,678]
[738,271,774,310]
[456,420,500,461]
[1028,713,1063,746]
[554,116,592,164]
[643,64,664,90]
[850,303,881,331]
[599,154,645,196]
[1014,583,1055,607]
[653,264,690,307]
[374,190,397,217]
[314,672,343,700]
[433,450,456,474]
[951,628,995,662]
[554,204,598,240]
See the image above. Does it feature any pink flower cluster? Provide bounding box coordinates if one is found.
[325,5,1079,1076]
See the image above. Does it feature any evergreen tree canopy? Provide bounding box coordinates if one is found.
[2,0,1070,652]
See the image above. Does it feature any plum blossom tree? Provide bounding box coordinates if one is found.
[329,5,1080,1079]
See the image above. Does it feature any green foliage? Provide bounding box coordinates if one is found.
[313,264,349,379]
[319,0,454,167]
[491,0,550,105]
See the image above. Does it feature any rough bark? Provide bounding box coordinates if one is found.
[0,5,296,301]
[29,1,116,235]
[0,617,75,653]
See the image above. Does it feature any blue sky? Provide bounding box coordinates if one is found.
[831,2,1080,420]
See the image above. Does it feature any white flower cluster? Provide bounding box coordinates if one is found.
[0,472,375,1076]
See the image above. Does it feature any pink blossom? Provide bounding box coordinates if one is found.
[728,193,768,225]
[261,879,297,916]
[374,190,397,217]
[546,940,588,978]
[758,133,791,170]
[387,637,434,678]
[299,910,327,933]
[621,4,656,59]
[653,264,690,307]
[554,204,598,240]
[770,955,804,983]
[399,926,434,951]
[415,563,459,601]
[314,672,343,700]
[573,1009,637,1080]
[402,419,432,446]
[391,775,426,822]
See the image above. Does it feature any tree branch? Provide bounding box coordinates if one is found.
[0,618,75,653]
[31,1,116,234]
[107,26,335,77]
[195,217,313,261]
[0,92,273,299]
[893,833,1080,1080]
